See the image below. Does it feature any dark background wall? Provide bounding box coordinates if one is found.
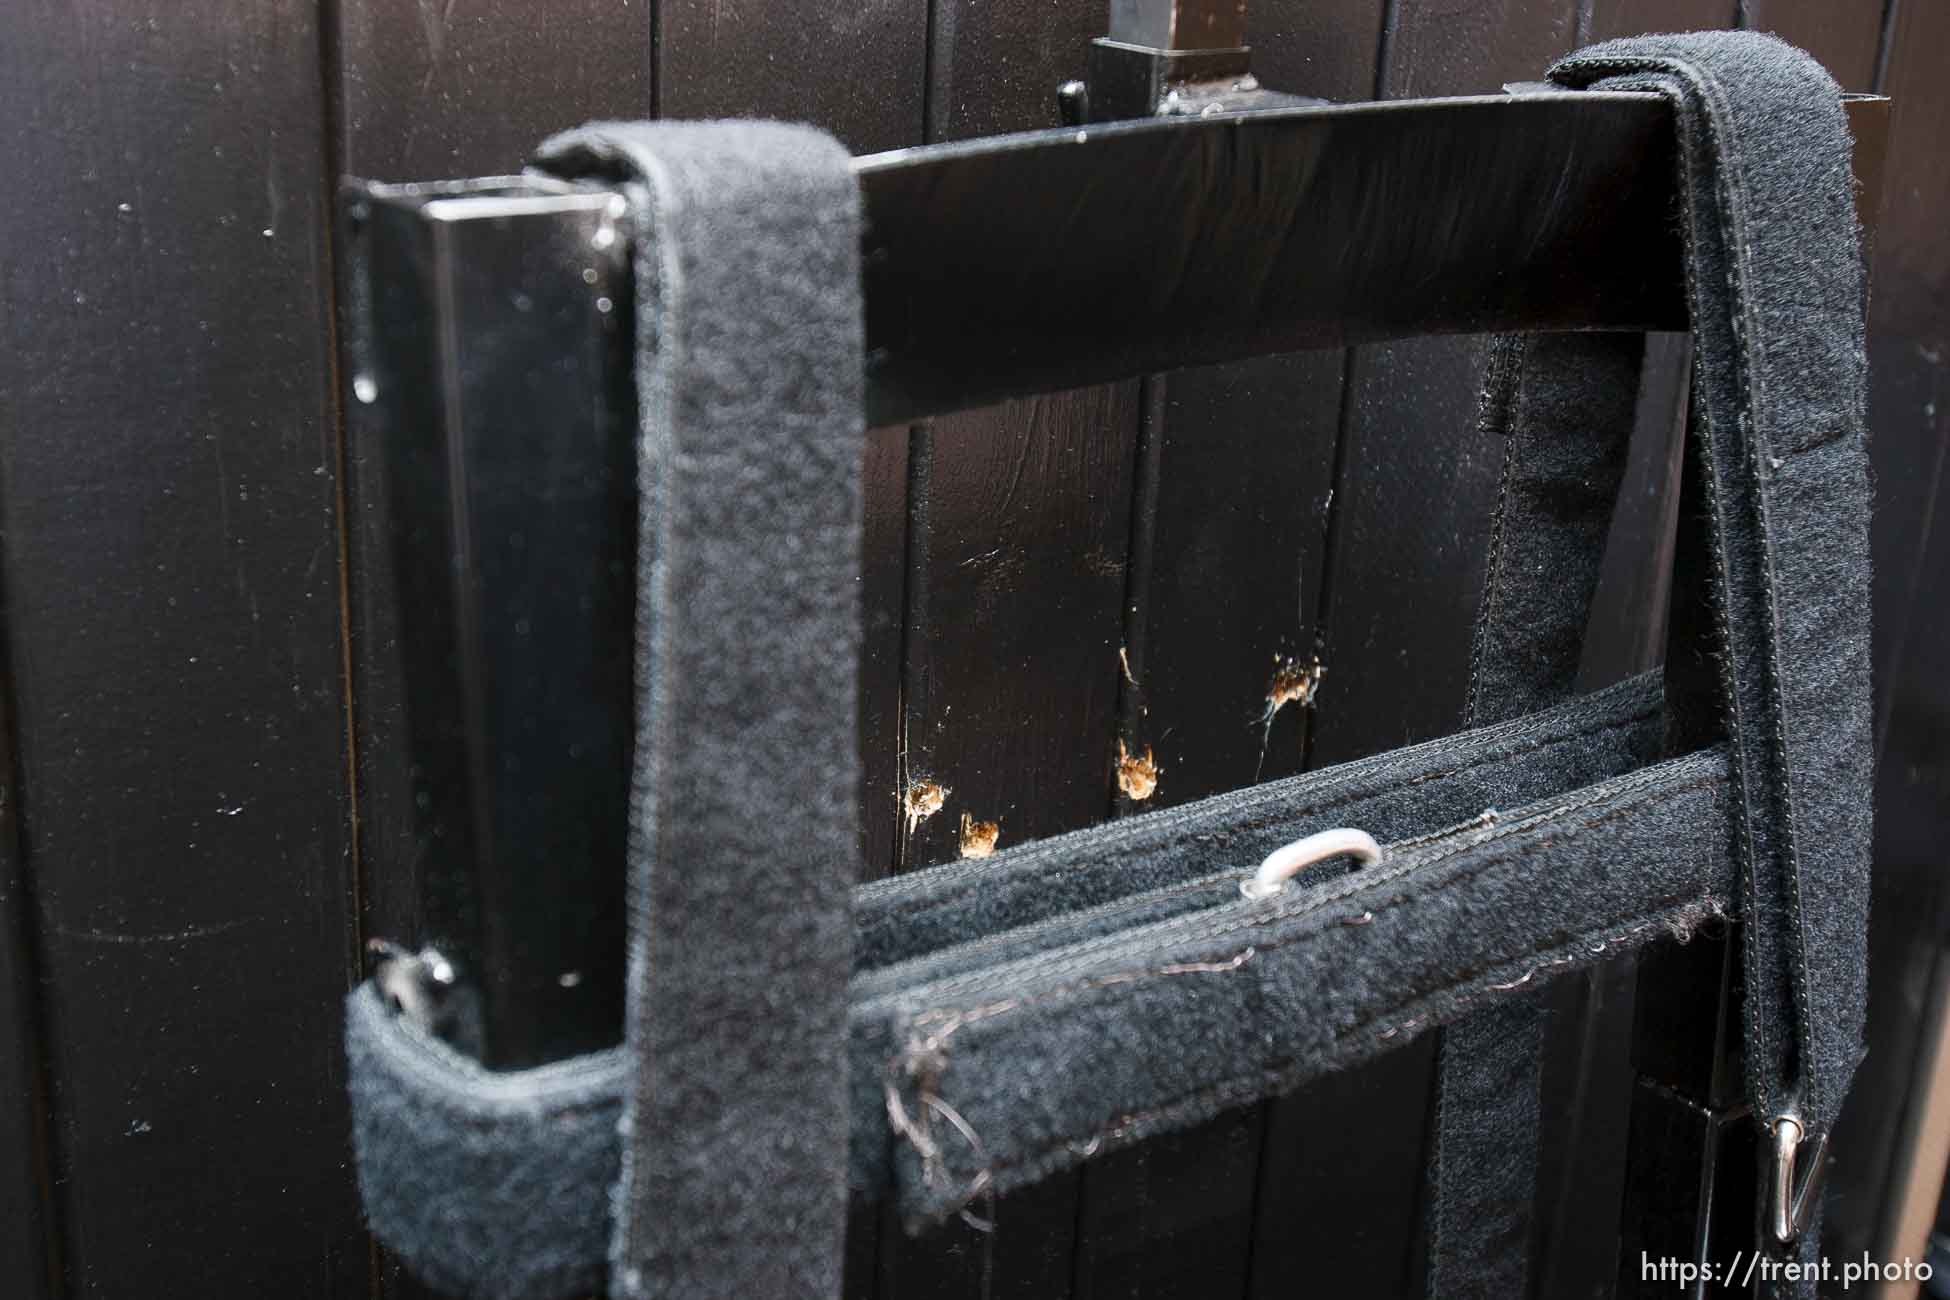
[0,0,1941,1296]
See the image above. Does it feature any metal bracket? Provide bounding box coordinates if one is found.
[1059,0,1321,123]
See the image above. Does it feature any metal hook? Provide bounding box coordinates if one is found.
[1769,1115,1830,1245]
[1240,828,1383,900]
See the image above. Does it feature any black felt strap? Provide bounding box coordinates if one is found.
[534,122,866,1300]
[1550,34,1873,1289]
[340,677,1673,1299]
[1426,331,1644,1299]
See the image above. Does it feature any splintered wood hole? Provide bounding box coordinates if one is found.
[1255,654,1325,780]
[1117,739,1161,802]
[903,778,948,834]
[958,811,1001,859]
[1265,654,1325,719]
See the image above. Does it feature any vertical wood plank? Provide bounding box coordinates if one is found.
[0,1,365,1294]
[659,0,927,154]
[858,424,916,885]
[1248,5,1580,1296]
[1079,5,1384,1294]
[1813,0,1950,1267]
[898,388,1140,871]
[880,4,1139,1295]
[1584,0,1736,42]
[0,652,55,1298]
[1738,0,1884,89]
[886,384,1141,1299]
[335,2,657,180]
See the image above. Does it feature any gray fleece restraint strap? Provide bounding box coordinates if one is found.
[873,748,1735,1226]
[344,673,1665,1296]
[1551,33,1873,1285]
[1428,331,1643,1299]
[532,122,866,1300]
[342,742,1734,1255]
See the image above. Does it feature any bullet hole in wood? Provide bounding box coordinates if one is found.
[1117,739,1161,801]
[1256,654,1326,780]
[903,778,948,834]
[958,812,1001,858]
[1265,654,1326,720]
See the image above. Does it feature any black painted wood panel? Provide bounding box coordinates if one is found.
[660,0,927,153]
[336,2,653,182]
[0,660,54,1298]
[860,424,916,886]
[1739,0,1884,90]
[1826,0,1950,1266]
[0,2,365,1295]
[885,385,1141,1299]
[1586,0,1736,42]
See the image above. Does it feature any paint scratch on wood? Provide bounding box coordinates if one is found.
[60,918,249,946]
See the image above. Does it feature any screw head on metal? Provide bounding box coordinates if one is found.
[1056,80,1091,127]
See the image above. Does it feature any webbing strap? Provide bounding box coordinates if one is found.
[1427,331,1644,1299]
[1552,35,1874,1288]
[534,122,866,1300]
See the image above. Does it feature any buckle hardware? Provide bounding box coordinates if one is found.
[1769,1115,1830,1245]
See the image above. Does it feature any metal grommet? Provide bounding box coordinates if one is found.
[1240,828,1384,901]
